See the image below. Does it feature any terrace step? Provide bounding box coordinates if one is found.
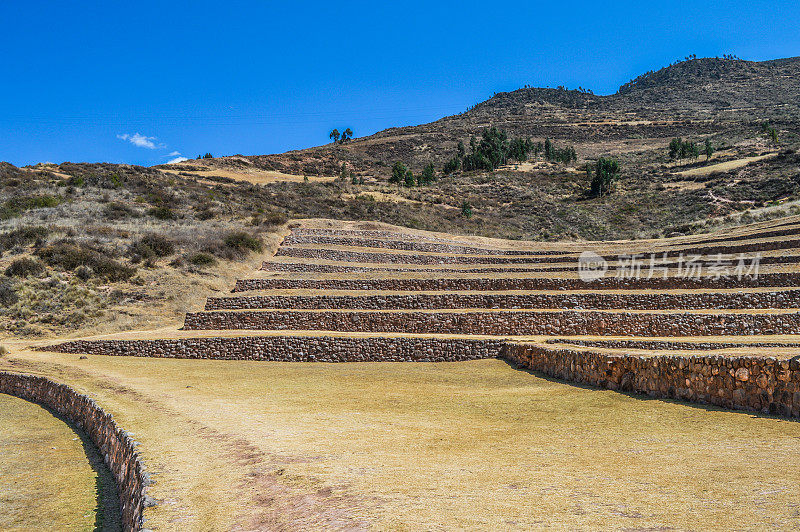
[281,235,568,255]
[275,235,800,263]
[260,253,800,273]
[205,289,800,311]
[43,335,506,362]
[182,309,800,337]
[233,273,800,292]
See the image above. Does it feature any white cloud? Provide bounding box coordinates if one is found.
[116,133,163,150]
[167,151,181,157]
[167,157,189,164]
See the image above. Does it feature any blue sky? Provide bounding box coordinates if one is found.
[1,1,799,167]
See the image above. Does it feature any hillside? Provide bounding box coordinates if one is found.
[172,56,800,176]
[2,57,800,339]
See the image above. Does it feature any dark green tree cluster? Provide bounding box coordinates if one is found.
[542,138,577,164]
[389,161,438,187]
[589,157,620,197]
[197,153,213,159]
[329,128,354,144]
[668,137,701,163]
[443,127,534,174]
[761,122,779,144]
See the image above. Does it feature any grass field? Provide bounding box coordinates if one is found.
[0,393,120,531]
[4,349,800,530]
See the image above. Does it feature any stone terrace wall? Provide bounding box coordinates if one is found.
[547,339,800,350]
[233,272,800,292]
[282,235,563,256]
[0,372,150,531]
[182,309,800,336]
[260,256,800,274]
[45,336,505,362]
[275,247,562,264]
[40,338,800,419]
[291,228,471,245]
[685,224,800,246]
[503,344,800,417]
[206,289,800,311]
[277,237,800,264]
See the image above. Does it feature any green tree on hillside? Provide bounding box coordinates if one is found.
[590,158,620,197]
[704,138,714,161]
[418,162,436,185]
[669,137,682,160]
[389,161,407,185]
[329,129,341,143]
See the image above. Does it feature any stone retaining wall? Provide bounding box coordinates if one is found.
[182,309,800,336]
[275,247,557,264]
[282,235,561,255]
[276,237,800,264]
[44,336,505,362]
[291,228,470,244]
[40,338,800,419]
[206,289,800,311]
[547,339,800,350]
[0,372,150,531]
[260,256,800,273]
[233,272,800,292]
[503,343,800,417]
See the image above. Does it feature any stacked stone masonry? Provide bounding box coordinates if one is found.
[233,272,800,292]
[45,336,506,362]
[276,237,800,264]
[182,309,800,336]
[282,235,566,255]
[206,290,800,311]
[0,372,150,531]
[504,344,800,417]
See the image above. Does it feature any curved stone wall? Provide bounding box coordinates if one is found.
[0,372,150,531]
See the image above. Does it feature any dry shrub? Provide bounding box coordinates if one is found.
[131,233,175,259]
[36,241,135,282]
[5,257,45,278]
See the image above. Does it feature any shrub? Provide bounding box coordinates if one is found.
[224,232,263,254]
[147,206,177,220]
[0,195,63,220]
[0,279,18,306]
[103,201,139,220]
[5,257,45,278]
[187,252,216,267]
[131,233,175,259]
[461,201,473,218]
[74,265,92,281]
[0,226,49,251]
[36,242,135,282]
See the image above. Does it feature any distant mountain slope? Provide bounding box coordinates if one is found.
[174,57,798,178]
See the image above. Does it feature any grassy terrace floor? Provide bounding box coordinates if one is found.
[3,349,800,530]
[0,394,121,531]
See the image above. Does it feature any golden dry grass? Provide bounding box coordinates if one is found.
[3,348,800,530]
[0,394,119,531]
[675,153,778,177]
